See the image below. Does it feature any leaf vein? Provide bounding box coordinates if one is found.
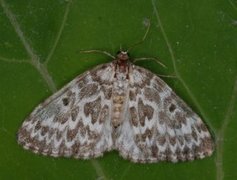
[0,0,56,92]
[44,1,71,66]
[152,0,213,129]
[216,76,237,180]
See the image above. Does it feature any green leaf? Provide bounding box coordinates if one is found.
[0,0,237,179]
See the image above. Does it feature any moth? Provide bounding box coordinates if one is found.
[17,51,214,163]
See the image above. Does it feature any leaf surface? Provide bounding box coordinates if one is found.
[0,0,237,179]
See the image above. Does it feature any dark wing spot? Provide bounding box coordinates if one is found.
[99,105,109,124]
[84,97,102,124]
[129,90,136,101]
[62,98,69,106]
[79,83,99,100]
[143,87,161,104]
[151,145,158,157]
[169,103,176,112]
[138,98,154,126]
[71,106,79,121]
[101,86,112,100]
[129,107,138,127]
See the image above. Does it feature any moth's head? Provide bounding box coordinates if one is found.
[116,51,129,61]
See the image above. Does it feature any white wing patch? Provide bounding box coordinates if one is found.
[17,63,115,159]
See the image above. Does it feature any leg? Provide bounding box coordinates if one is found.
[133,57,167,68]
[156,74,177,78]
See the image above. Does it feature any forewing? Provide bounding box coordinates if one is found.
[18,63,114,159]
[116,65,214,163]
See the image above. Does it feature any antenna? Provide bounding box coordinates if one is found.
[127,18,151,52]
